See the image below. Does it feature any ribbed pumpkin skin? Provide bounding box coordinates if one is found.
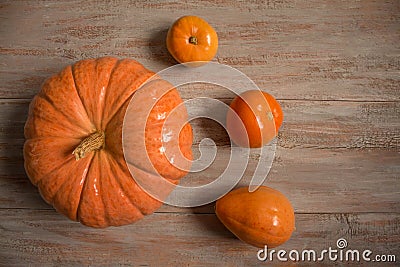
[23,57,193,228]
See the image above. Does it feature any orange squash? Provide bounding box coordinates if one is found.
[215,186,295,248]
[24,57,193,228]
[166,15,218,66]
[226,90,283,148]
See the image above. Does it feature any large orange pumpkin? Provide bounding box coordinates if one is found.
[24,57,193,228]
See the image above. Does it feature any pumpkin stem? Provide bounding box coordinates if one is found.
[72,131,105,160]
[188,36,198,45]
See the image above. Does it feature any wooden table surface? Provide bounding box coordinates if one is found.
[1,0,399,266]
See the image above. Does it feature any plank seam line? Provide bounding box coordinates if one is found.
[0,208,399,215]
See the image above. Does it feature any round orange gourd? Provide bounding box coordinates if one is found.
[226,90,283,148]
[166,15,218,66]
[23,57,193,228]
[215,186,295,248]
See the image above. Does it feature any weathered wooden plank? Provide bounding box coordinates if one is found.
[1,147,399,213]
[0,209,399,266]
[1,99,399,149]
[188,98,400,149]
[278,100,400,149]
[0,0,399,100]
[1,97,399,212]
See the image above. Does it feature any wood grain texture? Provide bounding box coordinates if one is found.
[1,210,399,266]
[0,0,399,265]
[0,0,399,100]
[0,98,398,213]
[2,146,400,214]
[1,99,399,149]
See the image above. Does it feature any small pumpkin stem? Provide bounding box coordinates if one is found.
[72,131,105,160]
[188,36,198,45]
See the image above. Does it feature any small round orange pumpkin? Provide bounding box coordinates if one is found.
[215,186,295,248]
[24,57,193,228]
[226,90,283,148]
[166,15,218,66]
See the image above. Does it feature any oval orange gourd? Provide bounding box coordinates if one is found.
[215,186,295,248]
[226,90,283,148]
[23,57,193,228]
[166,15,218,66]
